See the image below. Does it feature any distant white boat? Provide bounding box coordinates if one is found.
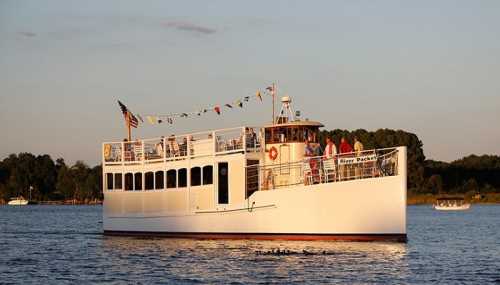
[433,197,470,211]
[8,197,29,206]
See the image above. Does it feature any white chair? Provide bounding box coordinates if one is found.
[303,162,313,185]
[323,158,337,182]
[133,142,142,161]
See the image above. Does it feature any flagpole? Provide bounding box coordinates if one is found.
[272,82,276,125]
[127,112,132,141]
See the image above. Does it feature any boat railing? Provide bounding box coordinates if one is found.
[245,147,399,194]
[103,126,263,166]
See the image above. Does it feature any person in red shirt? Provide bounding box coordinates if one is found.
[339,137,353,154]
[339,137,353,180]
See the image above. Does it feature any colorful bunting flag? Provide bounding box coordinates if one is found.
[236,99,243,108]
[256,91,262,101]
[214,106,221,115]
[147,116,157,125]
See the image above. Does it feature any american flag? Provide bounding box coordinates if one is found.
[117,100,139,128]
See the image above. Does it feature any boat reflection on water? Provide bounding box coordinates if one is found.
[101,237,408,283]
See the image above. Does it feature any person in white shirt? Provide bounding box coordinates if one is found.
[323,137,337,159]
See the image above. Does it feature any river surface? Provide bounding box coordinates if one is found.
[0,205,499,284]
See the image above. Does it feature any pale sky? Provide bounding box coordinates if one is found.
[1,0,499,165]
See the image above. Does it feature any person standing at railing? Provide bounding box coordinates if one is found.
[156,136,165,158]
[305,139,321,184]
[339,137,353,180]
[323,137,337,159]
[353,136,364,178]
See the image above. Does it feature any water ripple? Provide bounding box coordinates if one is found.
[0,205,499,284]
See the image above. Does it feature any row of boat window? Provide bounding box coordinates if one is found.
[105,166,213,191]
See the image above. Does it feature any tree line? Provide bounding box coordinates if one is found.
[0,153,101,203]
[318,129,500,195]
[0,129,499,203]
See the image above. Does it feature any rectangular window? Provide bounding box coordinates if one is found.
[166,169,177,188]
[114,173,122,190]
[178,168,187,188]
[145,172,154,190]
[155,171,164,189]
[106,173,113,190]
[202,165,213,185]
[191,167,201,186]
[125,173,133,191]
[218,162,229,204]
[134,172,142,191]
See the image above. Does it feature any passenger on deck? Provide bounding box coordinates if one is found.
[339,137,353,180]
[323,137,337,159]
[353,136,365,178]
[354,136,364,154]
[305,139,320,184]
[156,136,164,157]
[339,137,353,154]
[304,139,314,157]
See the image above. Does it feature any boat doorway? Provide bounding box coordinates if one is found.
[218,162,229,204]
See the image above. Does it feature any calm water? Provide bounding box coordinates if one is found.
[0,205,499,284]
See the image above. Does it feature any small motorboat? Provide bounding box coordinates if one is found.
[8,196,29,206]
[433,197,471,211]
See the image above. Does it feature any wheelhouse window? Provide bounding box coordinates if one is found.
[125,173,133,190]
[203,165,213,185]
[265,126,319,144]
[134,172,142,191]
[166,169,176,188]
[178,168,187,188]
[106,173,113,190]
[155,171,164,189]
[145,172,154,190]
[191,167,201,186]
[114,173,122,190]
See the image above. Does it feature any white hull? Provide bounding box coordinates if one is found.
[104,175,406,240]
[434,204,471,211]
[8,199,29,206]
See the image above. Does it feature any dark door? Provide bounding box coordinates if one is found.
[218,162,229,204]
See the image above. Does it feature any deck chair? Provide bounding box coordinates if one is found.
[303,162,314,185]
[323,158,337,182]
[133,142,143,161]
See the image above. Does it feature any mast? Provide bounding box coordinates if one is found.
[126,112,132,141]
[272,82,276,124]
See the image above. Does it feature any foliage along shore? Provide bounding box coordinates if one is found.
[1,128,499,204]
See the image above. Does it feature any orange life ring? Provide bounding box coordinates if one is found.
[269,146,278,160]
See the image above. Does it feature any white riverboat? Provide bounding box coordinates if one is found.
[102,98,407,241]
[433,197,471,211]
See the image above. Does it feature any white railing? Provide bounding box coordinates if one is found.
[245,148,399,193]
[102,127,262,166]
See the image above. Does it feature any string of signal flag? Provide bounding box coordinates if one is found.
[118,85,275,129]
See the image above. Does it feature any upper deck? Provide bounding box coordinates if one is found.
[102,126,262,167]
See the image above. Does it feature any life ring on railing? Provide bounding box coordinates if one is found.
[104,144,112,160]
[269,146,278,161]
